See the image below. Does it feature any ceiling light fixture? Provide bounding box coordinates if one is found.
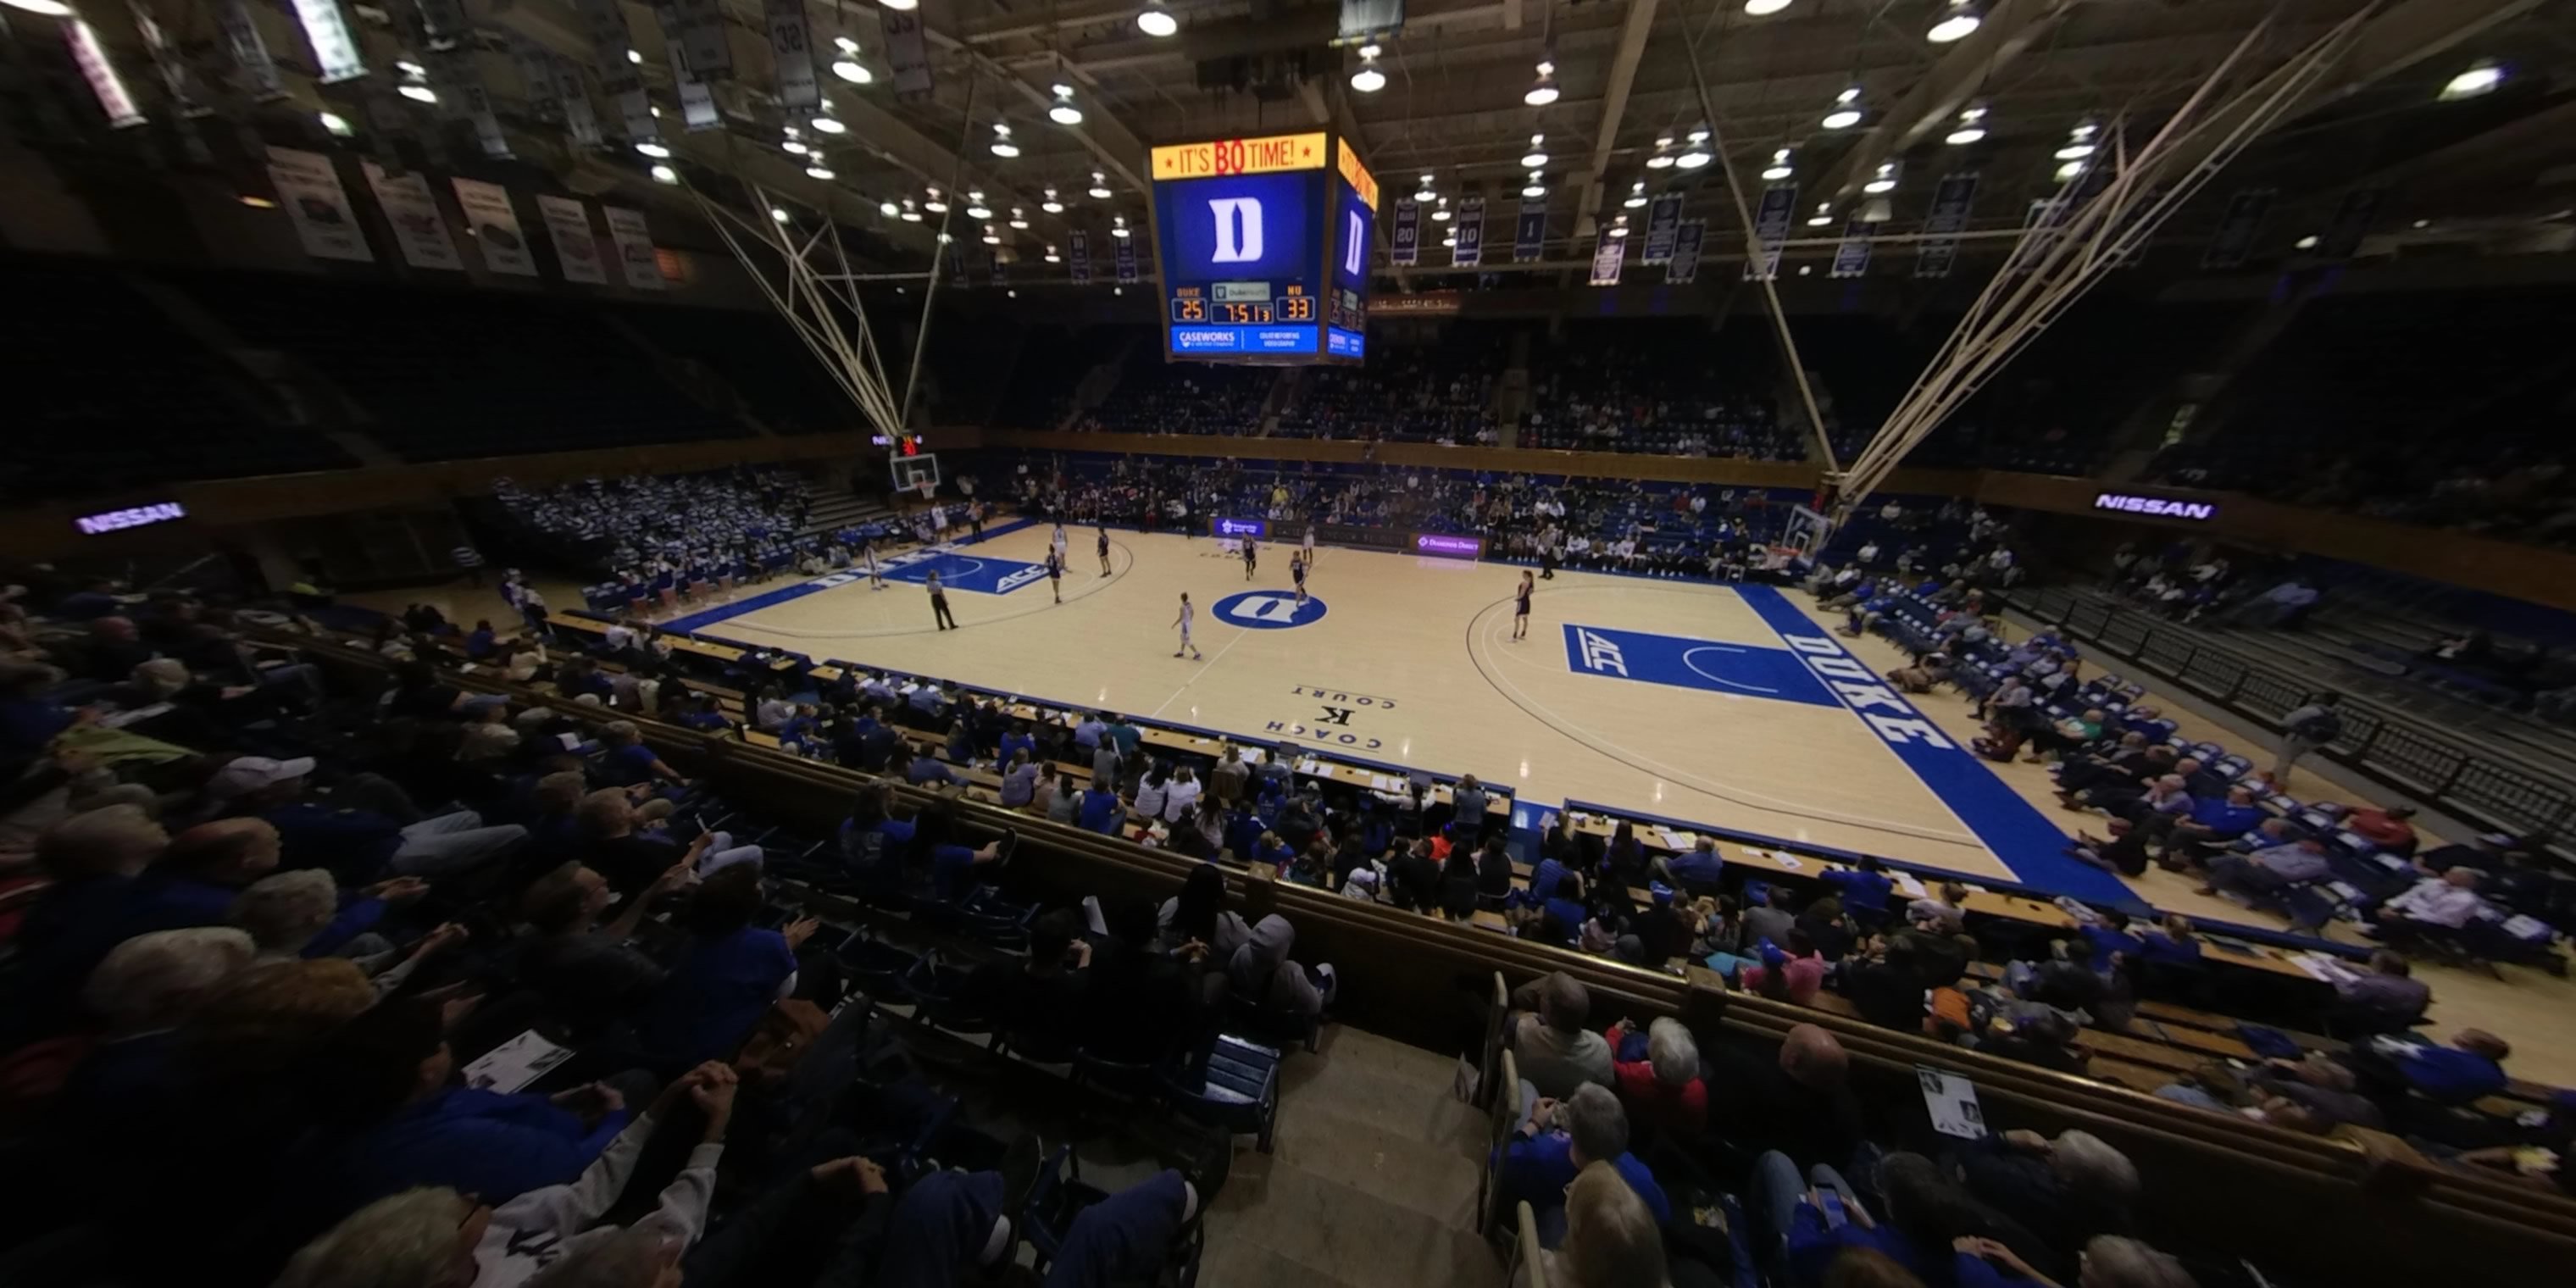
[1088,169,1113,200]
[1041,187,1064,214]
[966,193,992,219]
[901,200,923,222]
[1523,175,1546,199]
[1806,202,1833,227]
[398,82,437,104]
[810,114,846,134]
[1945,104,1988,146]
[1863,162,1900,194]
[1136,1,1176,38]
[1049,84,1084,125]
[2440,59,2504,100]
[2053,158,2085,181]
[924,187,947,213]
[805,164,835,180]
[1351,43,1386,94]
[1609,224,1629,239]
[1442,235,1457,247]
[1415,173,1436,203]
[636,141,670,158]
[1009,207,1030,230]
[880,0,916,9]
[2294,235,2319,250]
[1675,128,1713,169]
[1045,245,1061,263]
[782,139,809,155]
[650,164,679,184]
[1522,134,1549,169]
[1762,147,1794,181]
[1524,55,1559,107]
[880,200,899,217]
[1744,0,1792,14]
[2056,119,2098,159]
[1624,180,1647,209]
[981,226,1000,245]
[1646,136,1676,169]
[990,122,1019,158]
[1928,1,1982,44]
[625,47,642,64]
[1823,86,1864,130]
[238,195,277,208]
[317,110,353,137]
[396,59,425,76]
[771,207,791,223]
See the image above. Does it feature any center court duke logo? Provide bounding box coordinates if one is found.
[1213,591,1327,630]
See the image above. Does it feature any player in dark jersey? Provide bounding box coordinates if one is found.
[1241,537,1258,580]
[1045,549,1063,602]
[1097,525,1113,575]
[1291,552,1309,605]
[1512,569,1535,641]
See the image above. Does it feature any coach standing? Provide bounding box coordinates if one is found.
[928,572,958,630]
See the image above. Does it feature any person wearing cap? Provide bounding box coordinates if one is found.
[215,755,530,885]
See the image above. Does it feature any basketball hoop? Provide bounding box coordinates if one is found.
[914,480,936,503]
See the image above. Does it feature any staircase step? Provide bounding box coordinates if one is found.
[1208,1154,1503,1288]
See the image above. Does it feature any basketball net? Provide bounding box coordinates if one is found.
[915,480,936,503]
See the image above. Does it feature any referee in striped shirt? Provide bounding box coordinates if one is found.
[452,542,486,587]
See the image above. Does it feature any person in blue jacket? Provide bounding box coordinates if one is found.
[1496,1083,1669,1247]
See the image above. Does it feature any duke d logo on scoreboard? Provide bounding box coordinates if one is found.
[1208,197,1265,264]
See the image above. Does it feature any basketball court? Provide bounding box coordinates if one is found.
[672,523,2141,902]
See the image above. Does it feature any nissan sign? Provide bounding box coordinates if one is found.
[75,502,187,535]
[2091,491,2216,522]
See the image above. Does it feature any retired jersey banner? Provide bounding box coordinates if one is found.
[948,248,970,288]
[266,147,370,262]
[1113,233,1140,284]
[288,0,367,84]
[764,0,819,108]
[1513,201,1546,263]
[880,6,933,103]
[1667,219,1705,285]
[132,2,214,119]
[577,0,655,142]
[514,36,562,119]
[1745,184,1796,281]
[2202,188,2273,269]
[66,19,145,129]
[989,250,1008,286]
[604,207,663,289]
[1588,234,1625,286]
[1389,198,1420,267]
[670,0,732,77]
[656,6,722,130]
[1069,230,1093,284]
[452,179,536,275]
[1453,197,1485,267]
[416,0,469,48]
[1643,192,1685,263]
[2012,197,2074,275]
[363,162,464,271]
[555,58,604,148]
[1915,172,1979,279]
[537,194,608,284]
[218,0,286,101]
[2319,186,2382,260]
[1830,218,1873,278]
[436,48,513,159]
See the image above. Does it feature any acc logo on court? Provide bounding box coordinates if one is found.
[1212,591,1327,630]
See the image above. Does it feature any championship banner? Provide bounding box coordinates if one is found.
[2319,186,2382,260]
[217,0,286,101]
[436,48,513,159]
[764,0,820,109]
[1453,196,1485,267]
[1113,233,1140,284]
[1513,201,1546,263]
[288,0,367,84]
[65,20,145,129]
[1830,218,1873,278]
[1588,234,1625,286]
[669,0,732,78]
[576,0,655,143]
[1068,230,1093,284]
[603,207,663,289]
[1914,172,1979,279]
[2201,187,2273,269]
[555,58,604,148]
[1667,218,1704,285]
[1745,183,1796,281]
[880,6,933,103]
[1390,197,1419,266]
[452,179,536,275]
[537,194,607,284]
[265,147,370,261]
[362,162,464,270]
[1643,192,1685,263]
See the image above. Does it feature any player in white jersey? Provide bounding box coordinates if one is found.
[1052,521,1069,566]
[1302,523,1317,565]
[862,540,886,590]
[1172,591,1203,660]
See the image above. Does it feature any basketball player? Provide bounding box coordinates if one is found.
[1052,521,1070,568]
[1045,548,1063,603]
[861,540,886,590]
[1096,525,1113,576]
[1302,523,1317,567]
[1291,552,1308,606]
[1241,536,1258,581]
[1512,569,1535,641]
[1172,591,1203,660]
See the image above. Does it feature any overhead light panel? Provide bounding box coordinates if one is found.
[811,114,846,134]
[1045,245,1061,263]
[1806,202,1833,227]
[1524,55,1559,107]
[1049,84,1084,125]
[1863,161,1899,194]
[1351,43,1386,94]
[1944,104,1988,146]
[1927,1,1982,44]
[771,207,791,223]
[1009,207,1029,230]
[1823,86,1864,130]
[1675,128,1713,169]
[1111,214,1131,238]
[1624,180,1647,209]
[1136,0,1176,38]
[1087,169,1113,200]
[1743,0,1792,13]
[1762,147,1794,181]
[2440,59,2504,101]
[317,111,353,137]
[990,122,1019,158]
[880,200,900,217]
[805,163,835,180]
[650,164,679,184]
[1522,134,1548,169]
[1041,187,1063,214]
[2294,235,2319,251]
[636,141,670,158]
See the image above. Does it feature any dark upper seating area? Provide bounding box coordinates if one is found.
[175,271,744,462]
[614,303,855,435]
[1520,320,1796,458]
[0,258,354,501]
[1071,347,1276,435]
[1272,325,1510,442]
[993,324,1141,430]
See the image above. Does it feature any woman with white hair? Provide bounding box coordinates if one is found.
[1605,1015,1707,1135]
[0,802,170,1049]
[1955,1234,2196,1288]
[65,926,256,1103]
[230,869,467,994]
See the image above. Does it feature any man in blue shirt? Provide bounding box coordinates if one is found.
[904,748,962,788]
[997,720,1038,768]
[1663,836,1725,894]
[2163,785,2265,862]
[1072,712,1108,751]
[1078,783,1125,835]
[1497,1083,1669,1246]
[1821,856,1895,919]
[463,620,497,659]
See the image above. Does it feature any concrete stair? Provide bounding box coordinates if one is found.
[1202,1024,1503,1288]
[797,478,892,541]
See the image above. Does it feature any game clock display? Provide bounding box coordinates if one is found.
[1148,131,1375,364]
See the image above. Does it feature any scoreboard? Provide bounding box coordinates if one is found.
[1147,131,1375,364]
